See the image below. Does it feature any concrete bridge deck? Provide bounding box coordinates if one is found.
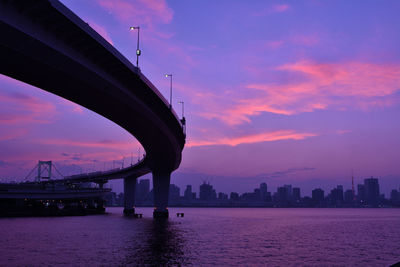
[0,0,185,217]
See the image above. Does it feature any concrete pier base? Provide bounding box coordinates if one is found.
[123,176,136,216]
[152,171,171,218]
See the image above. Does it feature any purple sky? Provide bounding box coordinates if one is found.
[1,0,400,196]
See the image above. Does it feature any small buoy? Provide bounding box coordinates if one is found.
[176,213,184,217]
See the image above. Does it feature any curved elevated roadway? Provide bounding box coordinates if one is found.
[0,0,185,217]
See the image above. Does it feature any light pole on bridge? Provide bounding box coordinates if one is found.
[165,74,173,109]
[129,26,141,68]
[178,101,184,118]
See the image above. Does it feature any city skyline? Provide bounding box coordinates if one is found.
[1,0,400,195]
[106,176,400,208]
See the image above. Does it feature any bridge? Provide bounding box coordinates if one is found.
[0,0,186,218]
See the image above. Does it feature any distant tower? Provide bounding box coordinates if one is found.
[37,161,52,181]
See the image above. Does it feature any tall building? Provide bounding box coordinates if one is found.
[136,179,150,202]
[292,187,301,202]
[218,192,228,200]
[312,188,324,205]
[330,185,344,206]
[199,182,216,201]
[260,183,268,201]
[284,184,292,201]
[169,184,180,201]
[364,177,380,205]
[184,185,194,200]
[344,189,354,203]
[230,192,239,201]
[390,189,399,204]
[254,188,261,201]
[277,186,288,204]
[357,184,365,202]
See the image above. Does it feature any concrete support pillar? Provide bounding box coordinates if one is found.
[152,171,171,218]
[123,176,136,215]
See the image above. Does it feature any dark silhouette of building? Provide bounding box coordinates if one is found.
[357,184,366,203]
[230,192,239,201]
[277,186,289,205]
[169,184,180,202]
[364,177,380,205]
[390,189,399,205]
[284,184,292,201]
[260,183,268,201]
[199,182,216,201]
[218,192,228,200]
[330,185,344,206]
[184,185,195,201]
[312,188,324,206]
[136,179,150,202]
[344,189,354,203]
[292,187,301,202]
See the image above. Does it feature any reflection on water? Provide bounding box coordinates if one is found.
[125,218,190,266]
[0,207,400,266]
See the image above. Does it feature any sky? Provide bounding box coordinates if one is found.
[1,0,400,196]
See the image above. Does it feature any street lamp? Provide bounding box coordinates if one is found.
[165,74,172,109]
[129,26,141,68]
[178,101,184,118]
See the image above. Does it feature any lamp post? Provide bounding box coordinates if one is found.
[165,74,173,109]
[129,26,141,68]
[178,101,184,118]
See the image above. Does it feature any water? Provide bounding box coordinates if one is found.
[0,208,399,266]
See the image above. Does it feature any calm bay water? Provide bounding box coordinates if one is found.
[0,208,399,266]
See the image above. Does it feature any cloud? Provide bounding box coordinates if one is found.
[264,40,285,50]
[203,61,400,125]
[187,130,317,147]
[336,129,352,135]
[254,4,290,16]
[96,0,173,25]
[272,4,290,13]
[257,167,316,179]
[38,138,139,150]
[290,34,319,46]
[0,91,56,124]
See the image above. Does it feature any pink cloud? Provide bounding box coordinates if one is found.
[37,139,139,150]
[0,129,28,141]
[203,61,400,125]
[0,91,56,124]
[291,34,319,46]
[264,40,285,50]
[97,0,173,25]
[336,129,352,135]
[253,4,290,16]
[187,130,317,147]
[273,4,290,13]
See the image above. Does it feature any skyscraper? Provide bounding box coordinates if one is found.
[184,185,193,200]
[312,188,324,205]
[284,184,292,201]
[260,183,268,201]
[364,177,380,205]
[169,184,180,201]
[136,179,150,202]
[292,187,301,202]
[199,182,216,201]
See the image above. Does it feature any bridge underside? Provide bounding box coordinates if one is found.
[0,0,185,218]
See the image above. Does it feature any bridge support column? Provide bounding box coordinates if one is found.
[152,171,171,218]
[123,176,136,216]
